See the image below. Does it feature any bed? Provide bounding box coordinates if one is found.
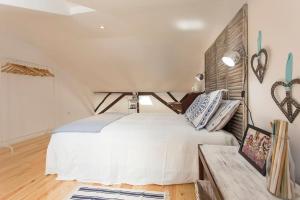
[46,112,237,185]
[46,6,248,185]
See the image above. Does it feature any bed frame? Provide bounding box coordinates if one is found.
[205,4,248,142]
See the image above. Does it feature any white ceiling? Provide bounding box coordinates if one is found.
[0,0,246,92]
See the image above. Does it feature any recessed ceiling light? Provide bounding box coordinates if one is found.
[99,25,105,30]
[175,20,205,31]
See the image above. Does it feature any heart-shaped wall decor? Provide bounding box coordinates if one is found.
[251,49,268,83]
[271,79,300,123]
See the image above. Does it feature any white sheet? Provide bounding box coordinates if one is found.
[46,113,237,185]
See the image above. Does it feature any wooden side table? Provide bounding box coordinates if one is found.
[198,145,223,200]
[197,145,300,200]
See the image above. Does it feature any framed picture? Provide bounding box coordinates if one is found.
[239,125,272,176]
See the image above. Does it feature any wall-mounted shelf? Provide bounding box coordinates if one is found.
[1,63,54,77]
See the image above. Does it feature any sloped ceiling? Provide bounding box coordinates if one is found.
[0,0,245,92]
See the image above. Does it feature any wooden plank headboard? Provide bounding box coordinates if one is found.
[205,4,248,141]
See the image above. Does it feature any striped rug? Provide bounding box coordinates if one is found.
[66,185,169,200]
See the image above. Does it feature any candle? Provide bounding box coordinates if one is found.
[285,53,293,91]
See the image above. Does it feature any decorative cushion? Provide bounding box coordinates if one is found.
[185,93,207,121]
[206,100,240,131]
[190,90,224,129]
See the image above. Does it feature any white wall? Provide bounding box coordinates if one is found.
[248,0,300,182]
[0,35,93,145]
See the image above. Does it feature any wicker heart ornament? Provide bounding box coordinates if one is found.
[251,49,268,83]
[251,31,268,83]
[271,79,300,123]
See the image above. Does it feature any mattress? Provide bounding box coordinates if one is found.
[46,113,237,185]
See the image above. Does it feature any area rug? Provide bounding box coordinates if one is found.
[66,185,169,200]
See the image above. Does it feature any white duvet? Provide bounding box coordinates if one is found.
[46,113,237,185]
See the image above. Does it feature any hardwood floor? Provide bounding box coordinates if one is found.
[0,134,195,200]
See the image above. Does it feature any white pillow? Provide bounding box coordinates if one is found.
[185,94,207,121]
[190,90,224,130]
[206,100,240,131]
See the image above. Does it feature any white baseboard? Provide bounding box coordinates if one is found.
[0,129,52,148]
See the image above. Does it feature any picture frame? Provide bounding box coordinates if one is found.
[239,125,272,176]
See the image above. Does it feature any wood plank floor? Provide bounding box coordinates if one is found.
[0,134,195,200]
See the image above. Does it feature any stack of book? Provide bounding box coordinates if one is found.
[267,120,295,199]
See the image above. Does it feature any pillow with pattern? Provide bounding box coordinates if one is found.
[191,90,224,130]
[185,93,207,121]
[206,100,240,131]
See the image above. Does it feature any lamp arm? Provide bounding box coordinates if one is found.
[241,58,255,126]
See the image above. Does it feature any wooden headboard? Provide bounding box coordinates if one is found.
[205,4,248,141]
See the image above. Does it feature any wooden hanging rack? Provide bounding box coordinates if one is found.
[1,62,54,77]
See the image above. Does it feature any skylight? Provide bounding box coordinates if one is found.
[0,0,95,15]
[68,2,95,15]
[139,96,153,106]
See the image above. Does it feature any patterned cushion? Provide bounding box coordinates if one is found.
[191,90,224,130]
[185,94,207,121]
[206,100,240,131]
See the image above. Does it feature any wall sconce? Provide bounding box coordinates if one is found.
[222,51,241,67]
[195,73,204,81]
[192,73,204,92]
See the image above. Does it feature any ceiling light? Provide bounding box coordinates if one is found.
[175,20,205,31]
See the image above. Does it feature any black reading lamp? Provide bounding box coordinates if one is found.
[222,50,255,126]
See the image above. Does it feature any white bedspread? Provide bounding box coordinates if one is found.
[46,113,237,185]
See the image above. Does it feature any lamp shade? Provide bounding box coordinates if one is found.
[195,73,204,81]
[222,51,241,67]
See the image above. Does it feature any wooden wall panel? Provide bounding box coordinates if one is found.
[205,4,248,141]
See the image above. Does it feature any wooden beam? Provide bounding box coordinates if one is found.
[138,92,153,96]
[137,93,140,113]
[99,94,127,114]
[180,94,189,103]
[94,92,132,95]
[167,92,178,102]
[94,91,190,115]
[151,93,180,114]
[94,93,111,113]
